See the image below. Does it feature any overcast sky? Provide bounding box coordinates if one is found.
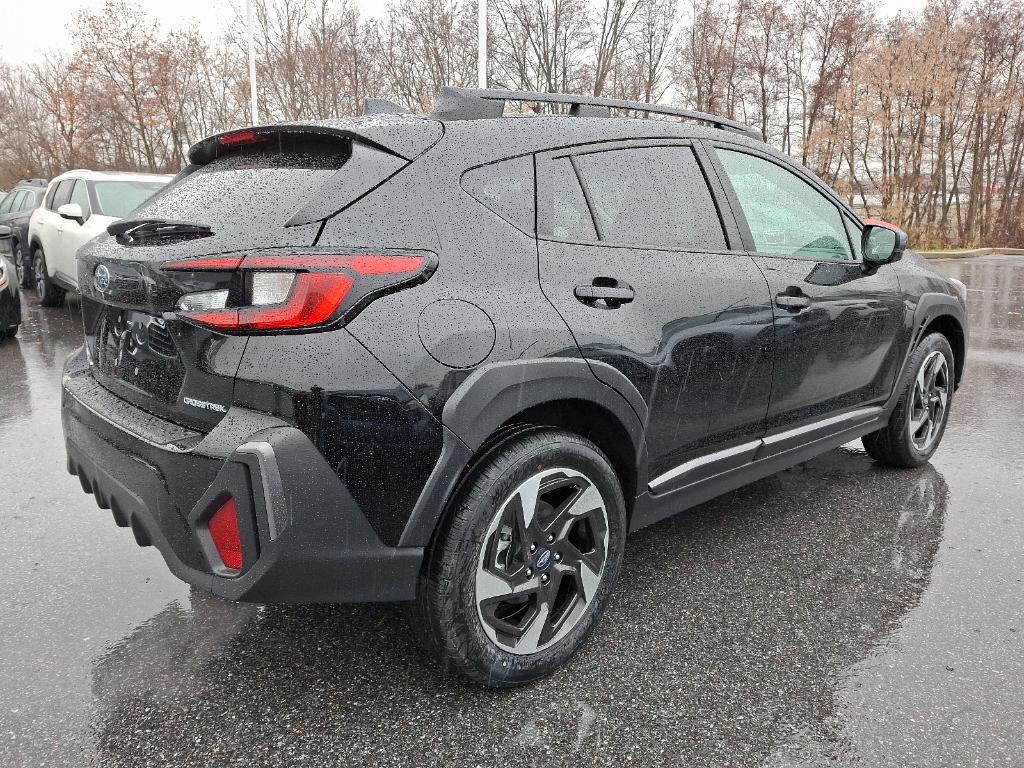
[2,0,928,66]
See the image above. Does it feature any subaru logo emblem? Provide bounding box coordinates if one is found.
[94,264,111,292]
[535,550,552,571]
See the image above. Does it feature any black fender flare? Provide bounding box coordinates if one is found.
[885,292,968,411]
[398,357,648,547]
[912,292,968,344]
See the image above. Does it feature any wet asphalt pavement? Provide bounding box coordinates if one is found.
[1,255,1022,767]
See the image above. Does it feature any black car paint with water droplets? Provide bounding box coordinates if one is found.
[60,89,968,682]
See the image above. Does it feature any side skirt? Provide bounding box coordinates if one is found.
[629,407,887,532]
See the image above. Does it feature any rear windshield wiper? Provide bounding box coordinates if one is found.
[108,218,214,244]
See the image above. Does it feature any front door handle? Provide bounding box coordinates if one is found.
[575,280,635,308]
[775,292,811,311]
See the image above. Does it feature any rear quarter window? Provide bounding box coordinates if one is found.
[461,155,535,233]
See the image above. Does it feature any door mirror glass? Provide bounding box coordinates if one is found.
[57,202,85,224]
[862,221,907,266]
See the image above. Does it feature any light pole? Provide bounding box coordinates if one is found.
[246,0,259,124]
[477,0,487,89]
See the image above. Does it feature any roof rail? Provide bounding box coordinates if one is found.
[430,87,762,140]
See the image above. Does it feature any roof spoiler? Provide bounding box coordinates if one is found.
[188,115,442,165]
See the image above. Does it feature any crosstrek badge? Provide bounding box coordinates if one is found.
[183,396,227,413]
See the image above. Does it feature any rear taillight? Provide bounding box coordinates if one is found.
[163,252,434,333]
[208,497,243,570]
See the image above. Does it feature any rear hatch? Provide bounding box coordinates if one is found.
[76,116,442,432]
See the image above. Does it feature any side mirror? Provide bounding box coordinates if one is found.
[0,225,10,240]
[861,220,907,269]
[57,203,85,224]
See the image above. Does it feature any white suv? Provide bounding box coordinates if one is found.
[29,170,172,306]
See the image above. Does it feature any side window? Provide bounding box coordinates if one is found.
[572,145,726,250]
[716,149,853,261]
[51,180,75,210]
[539,157,598,242]
[70,180,92,219]
[19,191,35,211]
[7,191,27,212]
[0,193,14,214]
[44,184,57,210]
[461,155,535,233]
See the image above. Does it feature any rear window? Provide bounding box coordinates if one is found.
[135,137,350,230]
[461,155,535,233]
[572,145,726,251]
[91,180,167,217]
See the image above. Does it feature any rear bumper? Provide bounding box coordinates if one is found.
[62,348,423,603]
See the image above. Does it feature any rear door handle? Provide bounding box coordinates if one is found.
[575,282,635,308]
[775,293,811,311]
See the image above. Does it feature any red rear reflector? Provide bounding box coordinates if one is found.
[208,497,243,570]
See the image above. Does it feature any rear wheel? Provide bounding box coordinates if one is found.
[1,325,18,340]
[33,247,65,307]
[14,243,32,289]
[413,429,626,686]
[863,333,954,467]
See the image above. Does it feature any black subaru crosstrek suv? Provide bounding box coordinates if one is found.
[62,88,968,685]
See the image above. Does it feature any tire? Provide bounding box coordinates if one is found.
[14,243,32,289]
[863,332,955,468]
[1,325,17,340]
[413,429,627,686]
[33,247,65,307]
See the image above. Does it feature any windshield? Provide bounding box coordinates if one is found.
[90,180,169,218]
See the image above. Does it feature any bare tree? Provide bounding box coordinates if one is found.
[490,0,591,98]
[2,0,1024,249]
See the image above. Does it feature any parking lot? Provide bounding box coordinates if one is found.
[0,255,1022,767]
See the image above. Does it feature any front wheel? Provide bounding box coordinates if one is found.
[33,248,65,307]
[863,332,955,467]
[413,429,626,686]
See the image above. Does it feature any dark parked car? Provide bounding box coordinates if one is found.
[0,178,48,288]
[61,88,968,686]
[0,226,21,339]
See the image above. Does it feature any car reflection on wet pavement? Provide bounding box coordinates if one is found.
[1,256,1022,767]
